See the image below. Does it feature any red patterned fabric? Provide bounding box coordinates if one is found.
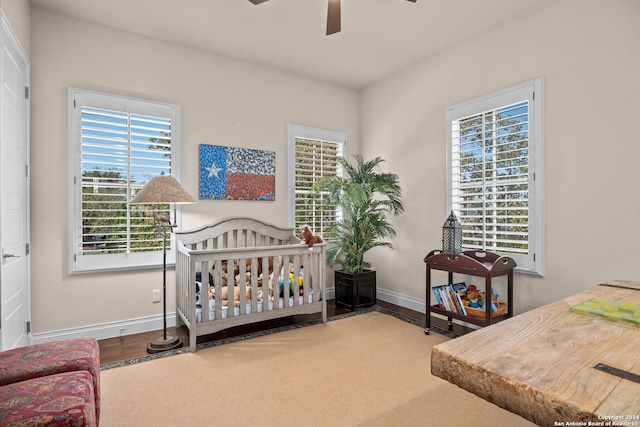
[0,371,96,427]
[0,339,100,423]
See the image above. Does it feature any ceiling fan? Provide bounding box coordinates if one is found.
[249,0,417,35]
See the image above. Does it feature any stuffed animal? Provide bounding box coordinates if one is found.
[257,272,264,288]
[289,273,304,295]
[211,286,252,306]
[300,225,323,249]
[238,256,274,276]
[465,286,484,308]
[480,288,500,312]
[277,269,304,297]
[235,272,253,286]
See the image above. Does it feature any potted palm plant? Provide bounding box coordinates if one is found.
[312,155,404,310]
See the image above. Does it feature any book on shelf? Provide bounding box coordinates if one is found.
[432,287,445,310]
[432,282,467,315]
[451,282,468,295]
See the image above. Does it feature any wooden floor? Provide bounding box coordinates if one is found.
[98,300,424,365]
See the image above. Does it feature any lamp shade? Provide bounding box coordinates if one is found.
[130,175,195,204]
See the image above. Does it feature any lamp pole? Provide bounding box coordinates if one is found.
[162,222,168,341]
[146,215,182,354]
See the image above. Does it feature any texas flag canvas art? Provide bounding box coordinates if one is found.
[199,144,276,200]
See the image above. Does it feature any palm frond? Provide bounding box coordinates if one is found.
[310,154,404,274]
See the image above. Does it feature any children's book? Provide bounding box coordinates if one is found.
[432,288,445,309]
[451,282,467,297]
[450,283,467,315]
[432,283,468,315]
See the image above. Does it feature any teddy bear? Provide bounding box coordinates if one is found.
[220,285,252,307]
[208,285,252,306]
[235,272,253,286]
[465,285,484,308]
[300,225,323,249]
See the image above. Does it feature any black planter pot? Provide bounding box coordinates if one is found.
[334,269,376,311]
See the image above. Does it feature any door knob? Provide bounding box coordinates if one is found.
[2,253,19,258]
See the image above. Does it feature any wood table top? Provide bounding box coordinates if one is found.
[431,280,640,427]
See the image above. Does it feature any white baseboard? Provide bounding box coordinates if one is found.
[377,287,426,314]
[30,287,415,345]
[30,313,177,345]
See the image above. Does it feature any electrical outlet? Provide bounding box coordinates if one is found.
[152,289,161,303]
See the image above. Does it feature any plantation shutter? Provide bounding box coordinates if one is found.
[294,137,342,238]
[70,88,180,273]
[446,79,544,275]
[80,107,172,255]
[450,101,530,255]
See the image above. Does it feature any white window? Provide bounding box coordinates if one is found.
[286,123,346,238]
[68,88,181,273]
[446,78,544,275]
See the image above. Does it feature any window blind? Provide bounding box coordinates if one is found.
[451,100,530,255]
[294,137,342,238]
[80,106,172,256]
[69,88,181,273]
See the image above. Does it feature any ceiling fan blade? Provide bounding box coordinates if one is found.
[326,0,341,35]
[248,0,269,4]
[406,0,417,2]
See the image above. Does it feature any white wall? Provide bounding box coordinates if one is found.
[361,0,640,315]
[0,0,29,56]
[29,0,640,338]
[29,6,359,337]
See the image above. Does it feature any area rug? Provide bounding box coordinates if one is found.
[99,311,536,426]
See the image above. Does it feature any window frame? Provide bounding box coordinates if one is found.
[285,123,346,237]
[67,87,182,274]
[445,78,544,276]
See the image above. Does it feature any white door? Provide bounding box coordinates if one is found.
[0,14,30,350]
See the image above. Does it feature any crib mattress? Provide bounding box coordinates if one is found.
[195,294,315,322]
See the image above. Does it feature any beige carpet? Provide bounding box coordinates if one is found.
[100,312,537,426]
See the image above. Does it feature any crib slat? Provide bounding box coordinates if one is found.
[227,258,235,318]
[272,255,282,311]
[285,254,293,307]
[311,252,317,302]
[250,257,259,313]
[214,259,223,322]
[238,257,247,316]
[261,256,271,312]
[189,256,198,350]
[281,254,288,308]
[292,254,301,307]
[301,252,310,303]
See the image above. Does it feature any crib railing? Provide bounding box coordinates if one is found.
[175,240,326,351]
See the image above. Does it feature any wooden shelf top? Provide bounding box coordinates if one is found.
[424,249,516,273]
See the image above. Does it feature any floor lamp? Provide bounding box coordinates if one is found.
[130,173,195,353]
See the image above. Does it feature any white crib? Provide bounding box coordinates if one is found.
[175,217,327,352]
